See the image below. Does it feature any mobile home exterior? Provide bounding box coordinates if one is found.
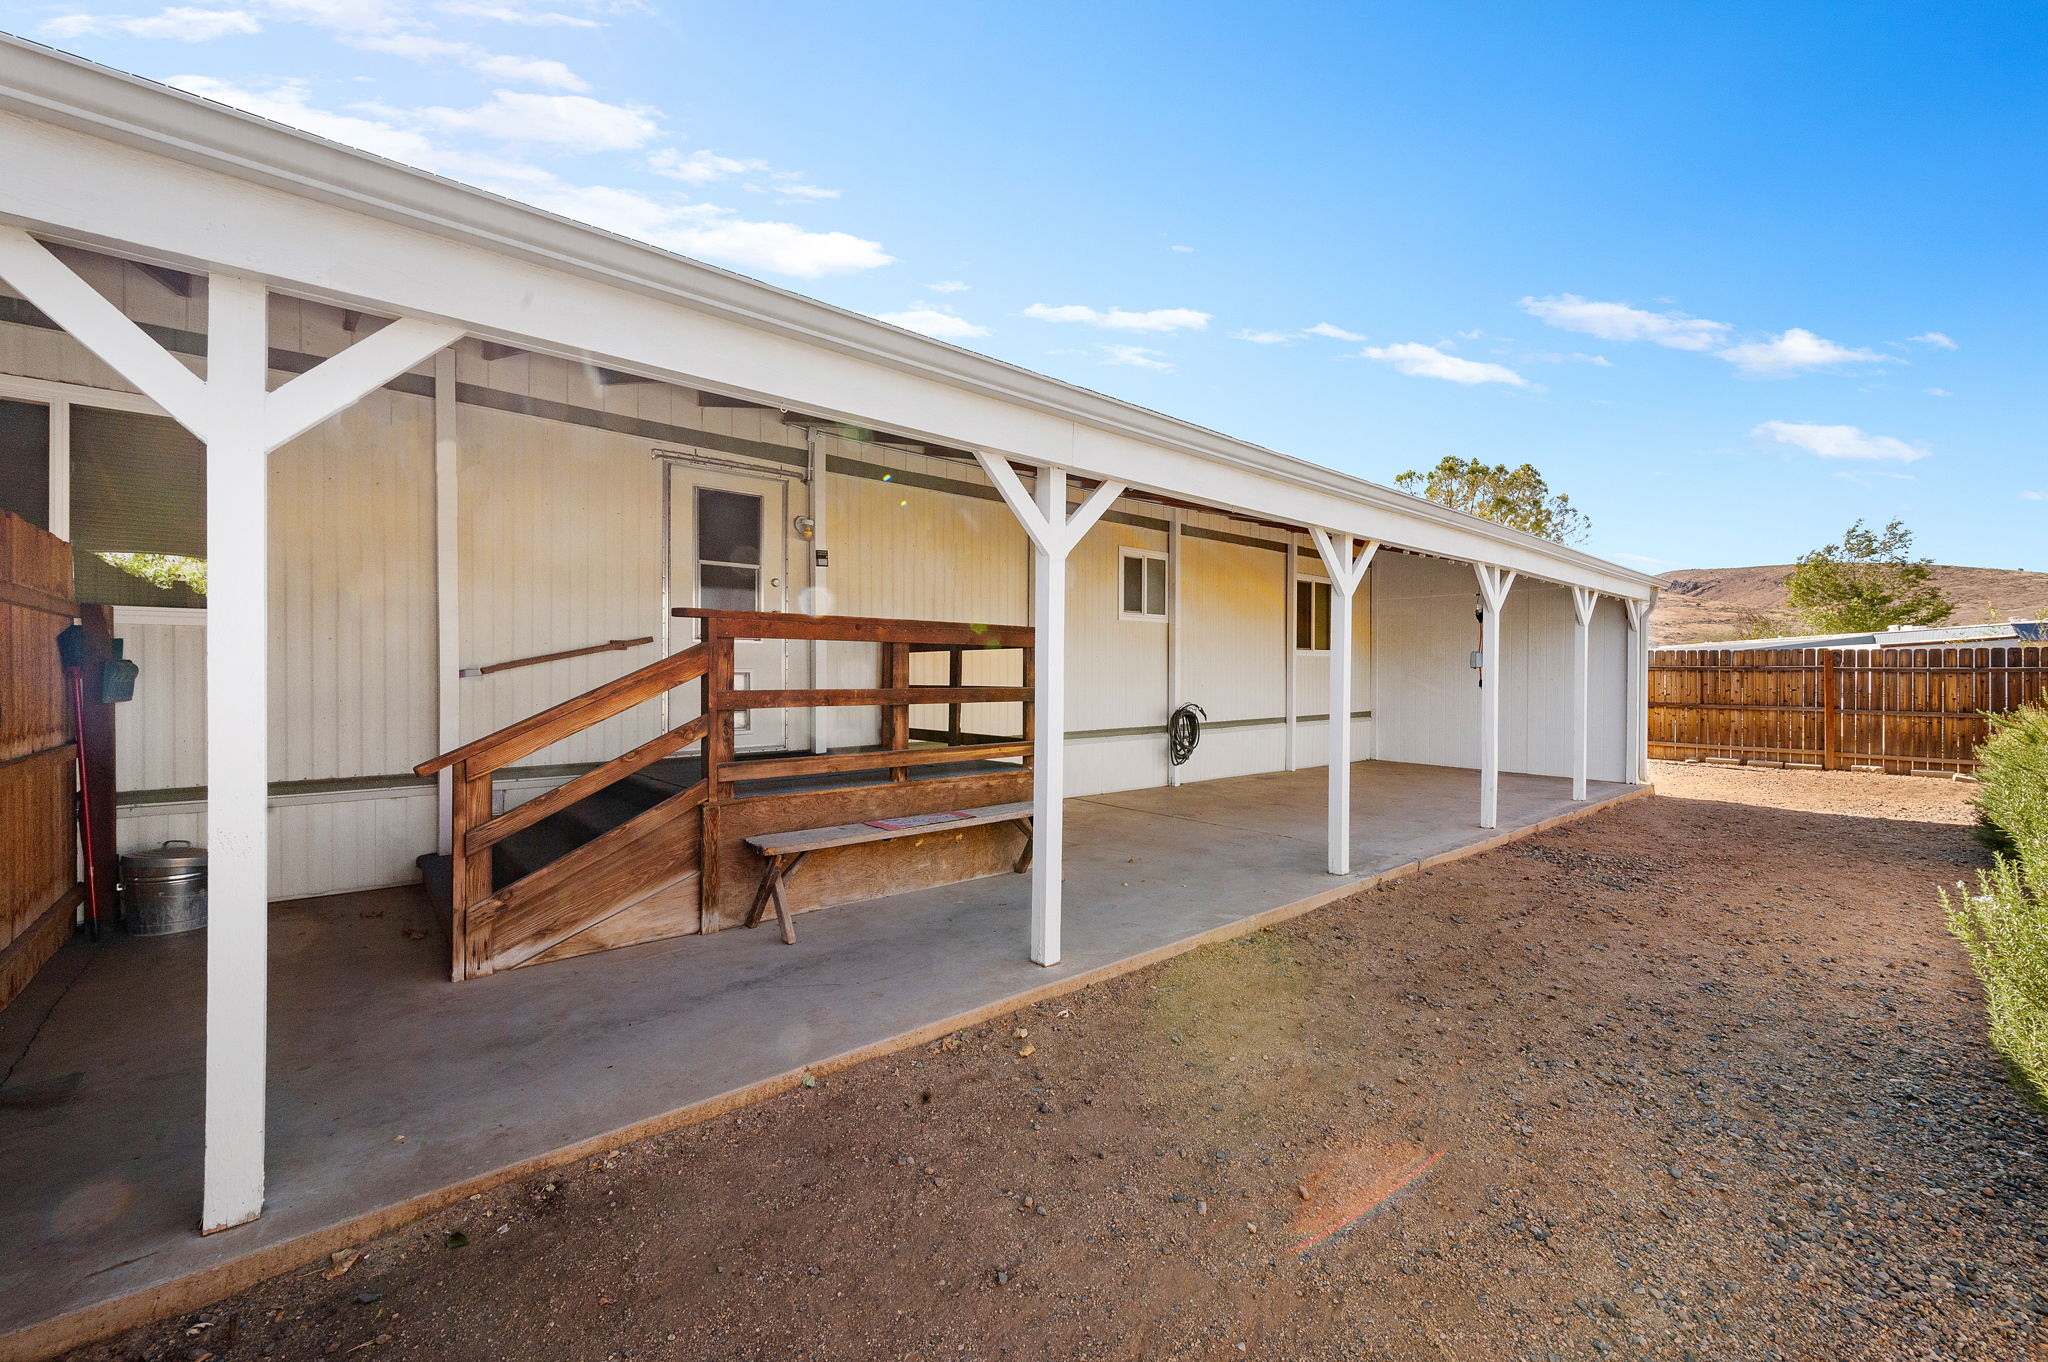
[0,33,1656,1238]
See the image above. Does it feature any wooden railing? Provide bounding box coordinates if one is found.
[673,607,1034,798]
[414,609,1034,979]
[416,641,713,977]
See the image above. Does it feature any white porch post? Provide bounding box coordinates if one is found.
[1283,533,1300,771]
[1625,596,1656,784]
[201,275,272,1231]
[1309,530,1377,874]
[1570,586,1596,801]
[973,453,1124,965]
[1473,564,1516,829]
[433,348,460,854]
[0,226,461,1231]
[1165,507,1184,787]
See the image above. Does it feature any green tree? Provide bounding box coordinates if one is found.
[1784,519,1953,633]
[1393,457,1590,545]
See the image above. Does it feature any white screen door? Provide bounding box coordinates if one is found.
[666,465,790,751]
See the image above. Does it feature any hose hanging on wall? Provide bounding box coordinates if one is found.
[1167,702,1207,767]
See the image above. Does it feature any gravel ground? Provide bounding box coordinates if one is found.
[65,762,2048,1362]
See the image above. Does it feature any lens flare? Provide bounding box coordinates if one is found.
[1289,1142,1444,1255]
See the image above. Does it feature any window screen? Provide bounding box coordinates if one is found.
[1120,549,1167,619]
[70,406,207,607]
[1296,579,1333,651]
[0,398,51,530]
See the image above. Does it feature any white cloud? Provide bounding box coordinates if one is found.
[1909,331,1958,350]
[1100,344,1173,371]
[648,148,767,184]
[349,31,586,88]
[1717,328,1892,377]
[1752,420,1929,462]
[1520,293,1731,351]
[873,308,990,341]
[1360,341,1530,388]
[164,76,890,277]
[926,280,969,293]
[1613,551,1683,569]
[1525,351,1613,367]
[1169,244,1195,253]
[648,151,836,204]
[766,177,838,202]
[1232,329,1290,344]
[1455,328,1483,340]
[2021,490,2044,501]
[1021,304,1210,333]
[413,90,658,148]
[46,7,261,39]
[434,0,604,25]
[1304,322,1364,341]
[1925,388,1954,397]
[53,0,599,87]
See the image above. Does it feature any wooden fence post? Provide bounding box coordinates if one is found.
[1820,649,1840,771]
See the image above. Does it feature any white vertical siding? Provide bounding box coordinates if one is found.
[1370,552,1482,770]
[1588,596,1630,782]
[270,384,437,781]
[112,607,206,792]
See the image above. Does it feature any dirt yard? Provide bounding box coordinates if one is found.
[69,763,2048,1362]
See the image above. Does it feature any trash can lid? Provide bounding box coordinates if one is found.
[121,839,208,870]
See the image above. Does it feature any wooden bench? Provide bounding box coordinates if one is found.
[741,801,1033,944]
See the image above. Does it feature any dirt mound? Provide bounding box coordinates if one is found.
[1655,563,2048,645]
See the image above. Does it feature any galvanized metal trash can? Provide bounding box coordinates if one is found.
[119,840,208,936]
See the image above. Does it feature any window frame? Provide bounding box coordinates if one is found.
[1294,576,1334,654]
[1117,545,1171,623]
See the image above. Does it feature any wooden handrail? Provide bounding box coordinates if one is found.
[468,714,710,853]
[673,606,1031,649]
[712,685,1031,711]
[417,642,708,777]
[460,636,653,678]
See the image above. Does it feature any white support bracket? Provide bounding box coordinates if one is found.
[1570,586,1597,801]
[1309,530,1378,874]
[1473,563,1516,829]
[0,228,461,1237]
[972,452,1126,966]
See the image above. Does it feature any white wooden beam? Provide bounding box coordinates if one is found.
[199,272,270,1234]
[1474,564,1516,829]
[972,453,1126,966]
[264,316,462,450]
[1310,531,1378,874]
[1571,586,1597,801]
[0,227,211,437]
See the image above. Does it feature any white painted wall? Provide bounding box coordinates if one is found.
[1369,550,1630,782]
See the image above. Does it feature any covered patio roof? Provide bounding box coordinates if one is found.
[0,760,1642,1358]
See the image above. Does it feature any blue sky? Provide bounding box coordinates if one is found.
[11,1,2044,573]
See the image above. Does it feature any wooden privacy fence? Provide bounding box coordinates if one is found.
[1649,646,2048,774]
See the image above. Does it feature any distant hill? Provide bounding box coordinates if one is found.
[1653,564,2048,646]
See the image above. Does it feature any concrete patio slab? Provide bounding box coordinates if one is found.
[0,760,1641,1360]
